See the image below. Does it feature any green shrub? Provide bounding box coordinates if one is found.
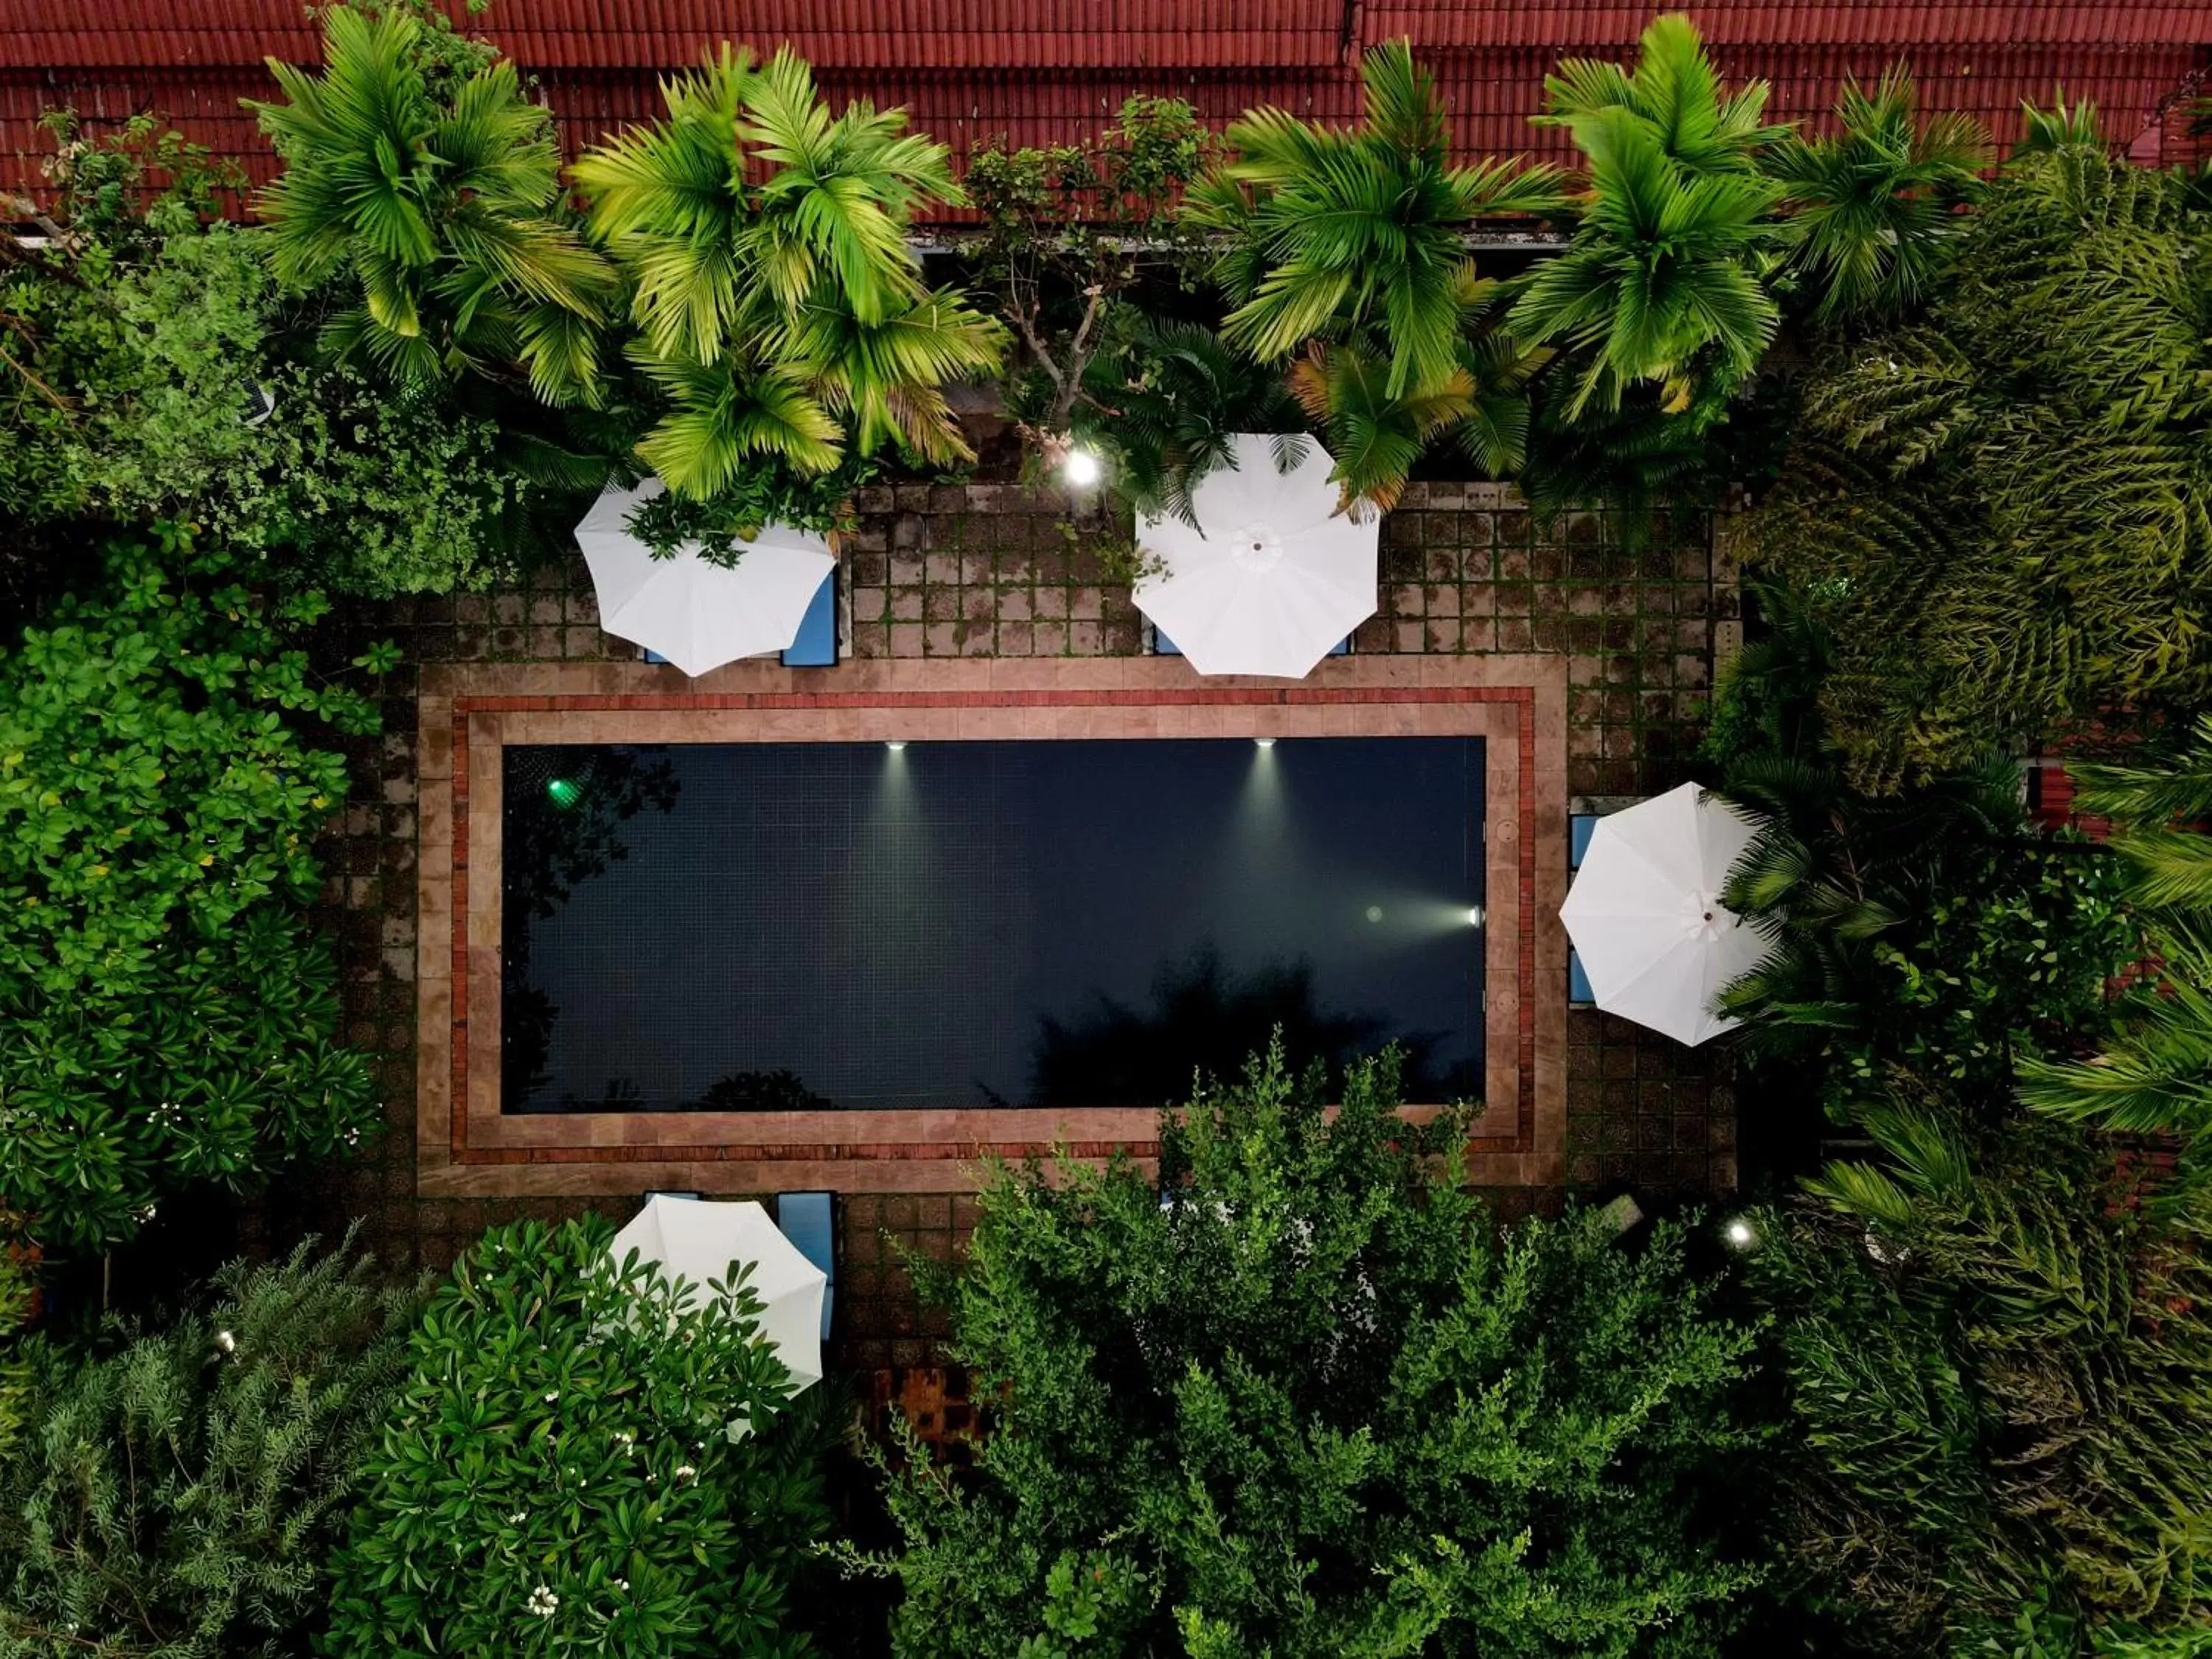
[0,1237,421,1658]
[0,530,384,1253]
[326,1216,834,1658]
[863,1041,1773,1657]
[0,115,273,543]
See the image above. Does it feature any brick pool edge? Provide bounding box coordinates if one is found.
[414,654,1568,1197]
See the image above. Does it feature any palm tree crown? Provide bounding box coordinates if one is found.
[1186,38,1560,400]
[1508,14,1789,415]
[248,6,616,405]
[573,46,1002,495]
[1767,69,1987,323]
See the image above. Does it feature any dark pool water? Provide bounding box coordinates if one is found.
[501,737,1484,1111]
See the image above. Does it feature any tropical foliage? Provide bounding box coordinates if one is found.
[2017,715,2212,1206]
[863,1041,1772,1657]
[1708,602,2137,1115]
[1512,14,1788,417]
[1188,39,1561,511]
[249,3,616,403]
[1765,69,1986,323]
[1745,146,2212,790]
[574,46,1003,498]
[1750,1101,2212,1654]
[0,1238,421,1658]
[326,1216,833,1658]
[0,531,385,1253]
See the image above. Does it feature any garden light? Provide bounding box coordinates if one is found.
[1722,1217,1757,1251]
[1061,446,1103,487]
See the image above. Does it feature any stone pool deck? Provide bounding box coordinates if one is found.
[286,480,1740,1370]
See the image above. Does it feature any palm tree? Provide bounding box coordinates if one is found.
[1767,69,1986,323]
[248,6,616,405]
[574,45,1003,494]
[1535,15,1790,171]
[2013,92,2106,156]
[1288,341,1474,514]
[1185,39,1561,400]
[1508,15,1789,417]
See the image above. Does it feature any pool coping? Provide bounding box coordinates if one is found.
[414,655,1568,1195]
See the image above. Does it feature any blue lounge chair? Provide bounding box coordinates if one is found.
[1571,813,1600,869]
[776,1192,835,1339]
[1152,627,1350,657]
[782,568,838,667]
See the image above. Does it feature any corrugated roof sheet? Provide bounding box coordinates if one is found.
[5,2,2210,206]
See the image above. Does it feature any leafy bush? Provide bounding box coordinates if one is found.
[326,1216,834,1658]
[0,531,384,1253]
[0,1237,421,1658]
[0,115,273,547]
[863,1041,1773,1657]
[965,96,1211,439]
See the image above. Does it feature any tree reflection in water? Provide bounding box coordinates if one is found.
[1031,945,1450,1107]
[502,745,680,1108]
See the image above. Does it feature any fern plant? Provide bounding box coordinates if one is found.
[1750,1091,2212,1651]
[1745,147,2212,790]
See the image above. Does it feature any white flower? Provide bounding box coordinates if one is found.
[614,1578,630,1593]
[526,1585,560,1618]
[508,1511,527,1526]
[613,1430,633,1447]
[543,1391,559,1403]
[674,1464,698,1484]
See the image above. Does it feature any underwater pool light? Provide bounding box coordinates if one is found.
[1253,737,1276,748]
[885,740,908,752]
[546,777,583,810]
[1467,905,1484,927]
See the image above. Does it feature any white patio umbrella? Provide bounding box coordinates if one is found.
[1133,433,1377,678]
[1558,782,1777,1047]
[576,478,833,677]
[608,1194,825,1393]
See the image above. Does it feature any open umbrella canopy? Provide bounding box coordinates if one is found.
[577,478,834,678]
[608,1194,825,1393]
[1133,434,1377,678]
[1558,782,1776,1047]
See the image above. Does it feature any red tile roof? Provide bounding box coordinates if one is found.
[6,2,2211,207]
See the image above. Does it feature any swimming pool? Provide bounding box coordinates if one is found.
[501,737,1485,1113]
